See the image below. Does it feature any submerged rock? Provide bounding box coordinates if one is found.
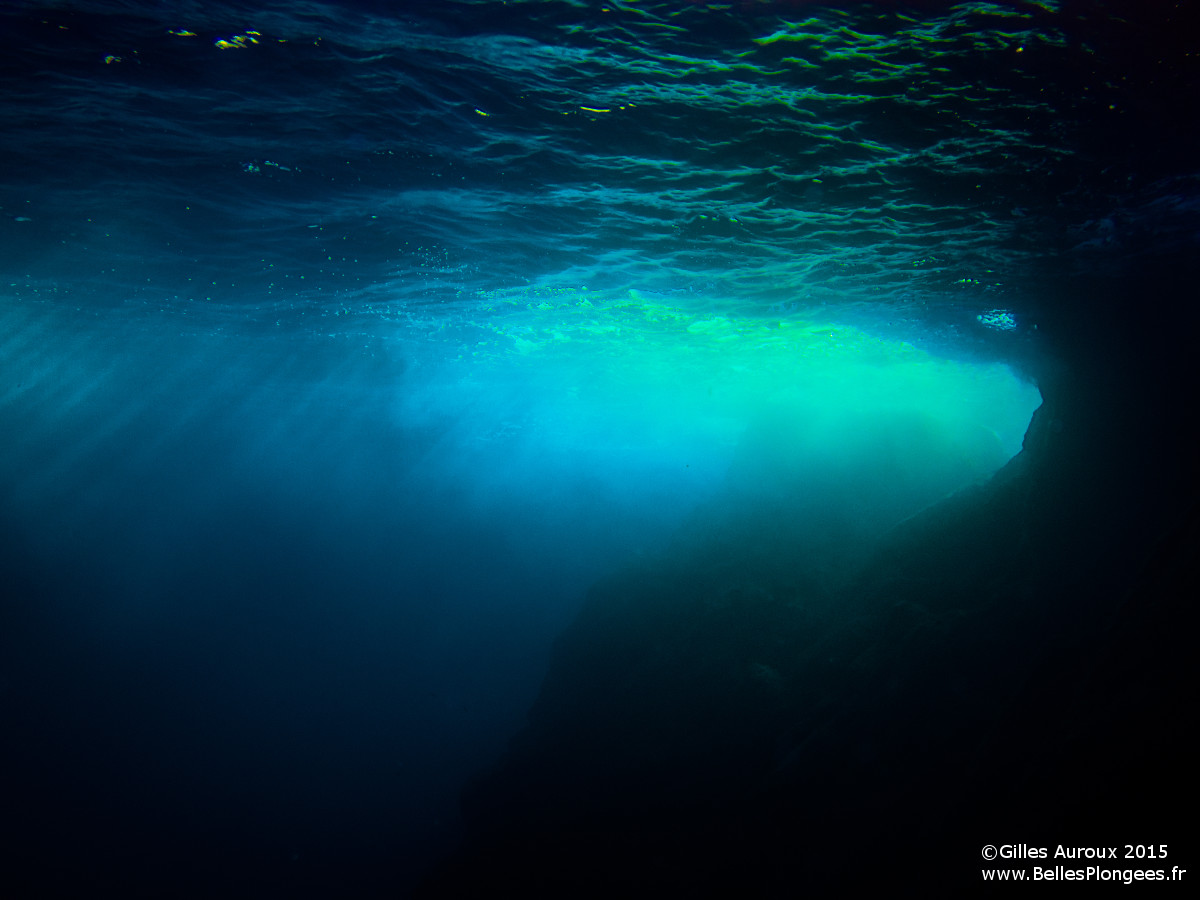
[419,267,1198,897]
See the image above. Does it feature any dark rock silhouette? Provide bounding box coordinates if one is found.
[420,262,1198,896]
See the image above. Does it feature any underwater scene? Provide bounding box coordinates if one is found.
[2,0,1196,895]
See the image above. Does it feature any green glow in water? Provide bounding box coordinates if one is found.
[410,287,1041,509]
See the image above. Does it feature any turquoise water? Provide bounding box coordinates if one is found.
[2,1,1195,895]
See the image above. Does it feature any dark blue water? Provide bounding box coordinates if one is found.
[2,1,1197,896]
